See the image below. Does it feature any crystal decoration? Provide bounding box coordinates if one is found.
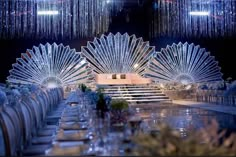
[0,0,124,40]
[81,32,155,75]
[7,43,94,88]
[150,0,236,38]
[145,42,223,84]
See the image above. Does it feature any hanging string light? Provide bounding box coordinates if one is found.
[0,0,124,40]
[149,0,236,38]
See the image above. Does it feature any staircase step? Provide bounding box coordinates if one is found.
[111,96,169,99]
[103,87,158,91]
[126,99,172,102]
[99,85,156,88]
[98,84,171,103]
[104,90,163,93]
[108,93,166,96]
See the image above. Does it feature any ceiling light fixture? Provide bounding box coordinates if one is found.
[37,11,59,15]
[189,11,210,16]
[134,63,139,69]
[185,85,192,90]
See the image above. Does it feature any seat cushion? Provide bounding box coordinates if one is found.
[46,116,61,121]
[47,112,63,116]
[23,144,51,156]
[43,125,57,130]
[37,129,55,137]
[31,136,53,145]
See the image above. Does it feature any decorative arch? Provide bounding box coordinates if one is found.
[7,43,94,88]
[144,42,223,84]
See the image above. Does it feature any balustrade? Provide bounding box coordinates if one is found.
[194,90,236,106]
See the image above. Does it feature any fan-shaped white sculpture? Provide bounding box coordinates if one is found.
[81,32,155,75]
[7,43,94,88]
[145,42,223,84]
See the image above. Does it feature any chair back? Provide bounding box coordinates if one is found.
[0,109,17,156]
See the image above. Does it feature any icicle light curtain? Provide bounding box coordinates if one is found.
[0,0,123,40]
[150,0,236,38]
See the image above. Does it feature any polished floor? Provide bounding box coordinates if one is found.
[173,100,236,116]
[130,102,236,138]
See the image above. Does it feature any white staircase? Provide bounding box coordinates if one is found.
[98,84,172,103]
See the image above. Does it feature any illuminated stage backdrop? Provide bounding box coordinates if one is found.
[7,43,94,88]
[145,42,223,84]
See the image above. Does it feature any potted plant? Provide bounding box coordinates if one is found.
[110,99,129,126]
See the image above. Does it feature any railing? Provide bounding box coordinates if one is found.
[160,88,236,107]
[195,94,236,106]
[186,89,236,106]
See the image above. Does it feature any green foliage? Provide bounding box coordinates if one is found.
[96,87,104,93]
[97,92,105,108]
[78,83,90,92]
[5,80,11,88]
[96,88,106,110]
[111,99,129,110]
[96,88,105,105]
[95,87,111,118]
[128,120,236,156]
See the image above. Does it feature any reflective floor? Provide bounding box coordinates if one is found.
[131,103,236,137]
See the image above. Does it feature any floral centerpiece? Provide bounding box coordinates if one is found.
[126,120,236,156]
